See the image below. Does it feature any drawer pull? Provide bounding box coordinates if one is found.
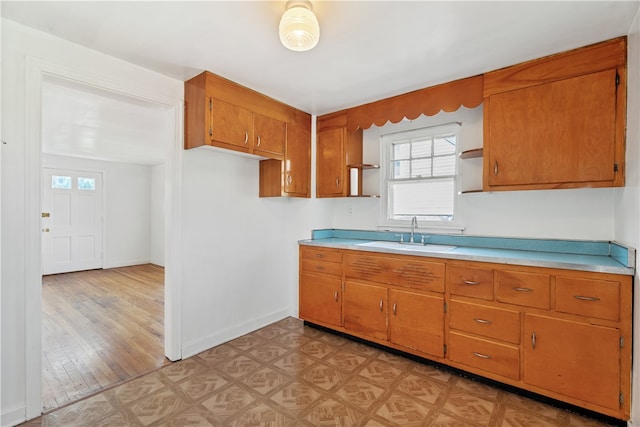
[334,291,339,302]
[463,280,480,286]
[473,352,492,359]
[315,254,324,258]
[531,331,537,350]
[379,299,384,311]
[512,286,533,292]
[473,318,493,325]
[392,303,397,316]
[316,266,325,271]
[574,295,601,302]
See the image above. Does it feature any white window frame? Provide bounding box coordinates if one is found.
[380,122,462,229]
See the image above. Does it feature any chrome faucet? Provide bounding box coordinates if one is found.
[410,216,418,243]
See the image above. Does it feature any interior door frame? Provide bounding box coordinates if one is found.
[24,56,183,419]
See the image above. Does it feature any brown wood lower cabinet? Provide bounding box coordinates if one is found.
[343,281,388,340]
[299,274,341,327]
[523,314,621,411]
[298,246,632,420]
[389,289,444,357]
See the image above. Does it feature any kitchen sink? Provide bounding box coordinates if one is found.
[356,241,457,253]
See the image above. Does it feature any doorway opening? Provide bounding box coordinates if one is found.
[39,76,172,411]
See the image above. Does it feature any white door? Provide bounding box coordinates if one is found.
[42,168,103,275]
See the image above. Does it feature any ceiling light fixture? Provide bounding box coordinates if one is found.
[279,0,320,52]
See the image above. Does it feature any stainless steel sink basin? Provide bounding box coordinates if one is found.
[357,241,457,253]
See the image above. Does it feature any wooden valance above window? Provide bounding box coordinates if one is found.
[345,75,483,132]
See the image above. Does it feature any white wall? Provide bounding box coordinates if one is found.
[332,107,616,241]
[42,154,156,268]
[179,147,323,357]
[150,164,165,266]
[616,8,640,426]
[1,19,183,426]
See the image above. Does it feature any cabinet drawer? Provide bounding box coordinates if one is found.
[344,252,445,293]
[448,265,494,300]
[300,246,342,263]
[448,332,520,380]
[496,270,550,309]
[556,276,620,321]
[301,259,342,277]
[449,300,520,344]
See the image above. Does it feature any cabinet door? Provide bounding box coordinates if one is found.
[299,274,342,327]
[284,124,311,197]
[210,98,253,150]
[316,128,345,197]
[523,314,620,411]
[253,113,285,159]
[343,281,387,340]
[389,289,444,357]
[487,69,617,188]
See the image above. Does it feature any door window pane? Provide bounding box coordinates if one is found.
[52,176,72,189]
[78,177,96,191]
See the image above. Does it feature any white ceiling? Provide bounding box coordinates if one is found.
[4,1,639,164]
[42,76,169,165]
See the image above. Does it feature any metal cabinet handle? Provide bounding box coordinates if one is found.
[315,254,324,258]
[334,291,339,302]
[392,303,397,316]
[379,299,383,311]
[574,295,600,302]
[463,280,480,286]
[335,177,340,188]
[531,331,537,350]
[287,175,293,185]
[473,318,493,325]
[244,131,249,144]
[512,286,533,292]
[209,127,213,137]
[494,160,499,176]
[473,352,492,359]
[257,135,261,147]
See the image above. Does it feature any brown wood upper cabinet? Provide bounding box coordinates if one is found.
[185,71,311,197]
[185,72,287,159]
[316,112,363,198]
[483,37,627,191]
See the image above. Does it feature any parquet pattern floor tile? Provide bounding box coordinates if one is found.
[24,317,620,426]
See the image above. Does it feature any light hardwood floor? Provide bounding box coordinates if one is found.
[41,264,170,412]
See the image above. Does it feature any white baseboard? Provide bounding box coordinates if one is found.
[103,258,151,269]
[2,404,25,427]
[182,308,291,359]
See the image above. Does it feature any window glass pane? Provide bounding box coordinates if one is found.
[434,136,456,155]
[52,176,72,189]
[78,177,96,191]
[392,142,411,160]
[433,156,455,176]
[411,139,430,158]
[392,160,411,179]
[411,158,431,178]
[390,178,454,220]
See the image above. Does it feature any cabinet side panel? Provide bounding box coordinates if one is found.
[184,72,207,149]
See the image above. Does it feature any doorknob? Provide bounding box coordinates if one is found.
[42,228,50,232]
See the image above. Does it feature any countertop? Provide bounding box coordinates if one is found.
[299,229,636,275]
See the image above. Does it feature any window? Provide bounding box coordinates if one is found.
[51,175,72,190]
[382,123,459,223]
[77,177,96,191]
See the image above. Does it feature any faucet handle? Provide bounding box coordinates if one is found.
[394,234,405,243]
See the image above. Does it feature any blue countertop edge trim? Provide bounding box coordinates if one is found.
[307,229,636,274]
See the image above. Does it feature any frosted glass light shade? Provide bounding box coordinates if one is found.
[279,1,320,51]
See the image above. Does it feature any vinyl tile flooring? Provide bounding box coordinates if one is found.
[22,317,620,427]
